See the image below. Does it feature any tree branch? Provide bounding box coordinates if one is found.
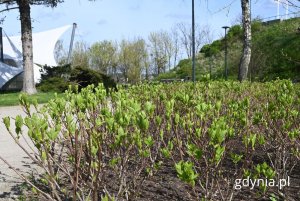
[286,0,300,9]
[0,6,19,13]
[207,0,238,15]
[0,1,14,4]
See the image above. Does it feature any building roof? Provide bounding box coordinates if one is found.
[0,25,72,89]
[0,62,23,88]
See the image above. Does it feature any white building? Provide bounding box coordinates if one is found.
[0,25,71,91]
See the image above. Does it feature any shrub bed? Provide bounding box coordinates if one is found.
[2,80,300,200]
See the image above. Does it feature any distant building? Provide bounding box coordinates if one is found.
[0,25,72,91]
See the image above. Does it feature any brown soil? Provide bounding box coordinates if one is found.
[2,153,300,201]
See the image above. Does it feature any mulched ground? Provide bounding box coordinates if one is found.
[5,161,300,201]
[5,152,300,201]
[135,162,300,201]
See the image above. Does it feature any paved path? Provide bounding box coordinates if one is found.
[0,106,37,200]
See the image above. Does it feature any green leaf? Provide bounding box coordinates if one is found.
[243,169,251,178]
[250,133,257,149]
[109,157,120,167]
[186,143,202,160]
[230,153,243,164]
[15,115,23,135]
[215,100,222,110]
[144,136,154,147]
[91,145,98,156]
[174,113,180,125]
[137,112,149,131]
[47,128,59,141]
[175,160,198,186]
[288,129,299,140]
[159,129,164,140]
[106,117,114,131]
[155,116,162,126]
[258,134,265,145]
[41,151,47,161]
[195,128,202,138]
[140,149,150,157]
[214,145,225,164]
[154,161,163,170]
[3,117,10,130]
[31,187,38,194]
[115,127,127,145]
[208,117,229,145]
[144,101,155,115]
[161,148,171,158]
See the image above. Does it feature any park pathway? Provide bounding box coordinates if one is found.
[0,106,37,200]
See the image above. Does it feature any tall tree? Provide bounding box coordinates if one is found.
[238,0,251,81]
[71,41,90,68]
[170,26,180,68]
[0,0,64,94]
[89,40,118,74]
[176,23,212,59]
[118,38,148,83]
[54,40,66,64]
[148,31,168,75]
[160,31,174,71]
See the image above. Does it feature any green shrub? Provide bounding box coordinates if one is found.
[154,70,178,81]
[200,40,222,57]
[70,66,118,93]
[2,80,299,200]
[38,65,118,94]
[37,77,70,92]
[227,24,243,40]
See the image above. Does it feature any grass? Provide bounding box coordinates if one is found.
[0,91,63,107]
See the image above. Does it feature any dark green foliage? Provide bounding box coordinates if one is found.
[189,18,300,81]
[154,59,193,81]
[37,64,71,92]
[200,25,242,58]
[38,65,118,94]
[70,66,118,94]
[227,25,243,40]
[39,64,71,81]
[175,59,193,78]
[69,66,103,90]
[251,18,300,80]
[251,20,263,34]
[154,70,178,80]
[200,40,222,57]
[155,58,206,81]
[38,77,70,92]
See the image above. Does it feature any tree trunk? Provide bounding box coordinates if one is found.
[18,0,37,94]
[238,0,251,81]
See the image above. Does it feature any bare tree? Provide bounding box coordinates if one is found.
[170,26,180,68]
[201,24,214,45]
[160,31,174,71]
[148,32,168,75]
[176,23,192,58]
[238,0,251,81]
[176,23,212,59]
[54,40,67,64]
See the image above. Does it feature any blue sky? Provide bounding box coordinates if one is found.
[0,0,299,45]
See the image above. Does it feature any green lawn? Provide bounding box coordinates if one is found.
[0,92,63,107]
